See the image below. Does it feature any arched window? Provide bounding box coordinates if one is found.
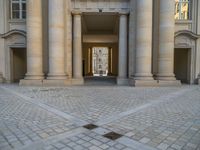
[11,0,26,19]
[175,0,191,20]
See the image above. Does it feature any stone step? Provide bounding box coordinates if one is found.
[84,76,116,86]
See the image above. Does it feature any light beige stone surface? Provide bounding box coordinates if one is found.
[47,0,67,80]
[72,11,83,84]
[157,0,181,86]
[117,13,128,85]
[22,0,44,81]
[0,0,200,86]
[132,0,157,86]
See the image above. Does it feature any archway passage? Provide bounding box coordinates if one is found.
[82,13,119,85]
[174,48,191,84]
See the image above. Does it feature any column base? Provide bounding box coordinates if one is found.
[71,78,84,85]
[19,79,43,86]
[157,80,181,86]
[130,79,158,87]
[43,79,71,86]
[117,78,129,85]
[25,74,44,80]
[156,74,176,81]
[156,74,181,86]
[47,74,67,80]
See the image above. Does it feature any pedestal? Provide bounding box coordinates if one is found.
[130,78,158,87]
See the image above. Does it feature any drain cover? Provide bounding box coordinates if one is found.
[83,124,98,130]
[103,132,123,140]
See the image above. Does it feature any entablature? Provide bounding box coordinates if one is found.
[71,0,130,13]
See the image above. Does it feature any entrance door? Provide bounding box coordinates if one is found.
[174,48,191,83]
[12,48,27,82]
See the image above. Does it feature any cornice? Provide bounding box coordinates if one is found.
[0,29,26,38]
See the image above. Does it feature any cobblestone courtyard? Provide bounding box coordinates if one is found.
[0,84,200,150]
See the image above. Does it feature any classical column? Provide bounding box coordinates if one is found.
[65,0,73,79]
[20,0,44,85]
[131,0,157,86]
[72,11,84,84]
[45,0,67,84]
[117,12,128,85]
[157,0,181,86]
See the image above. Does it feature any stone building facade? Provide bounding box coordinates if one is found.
[0,0,200,86]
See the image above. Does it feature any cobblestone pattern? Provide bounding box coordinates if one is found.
[7,85,183,123]
[0,84,200,150]
[103,87,200,150]
[45,131,134,150]
[0,89,77,150]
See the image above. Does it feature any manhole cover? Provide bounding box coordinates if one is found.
[83,124,98,130]
[103,132,123,140]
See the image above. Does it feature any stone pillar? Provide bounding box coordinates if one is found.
[44,0,69,85]
[131,0,157,86]
[157,0,181,86]
[117,13,129,85]
[72,11,84,85]
[65,0,73,79]
[20,0,44,85]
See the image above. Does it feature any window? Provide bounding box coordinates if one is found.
[11,0,26,19]
[175,0,191,20]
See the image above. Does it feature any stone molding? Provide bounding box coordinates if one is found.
[0,29,26,39]
[175,30,200,40]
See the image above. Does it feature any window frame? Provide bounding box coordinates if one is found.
[175,0,192,20]
[10,0,26,20]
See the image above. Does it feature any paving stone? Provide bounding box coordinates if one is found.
[0,85,200,150]
[157,143,169,150]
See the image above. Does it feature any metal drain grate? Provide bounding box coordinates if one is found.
[83,124,98,130]
[103,132,123,140]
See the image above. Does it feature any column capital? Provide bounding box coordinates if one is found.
[72,10,82,16]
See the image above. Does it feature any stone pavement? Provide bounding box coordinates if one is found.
[0,84,200,150]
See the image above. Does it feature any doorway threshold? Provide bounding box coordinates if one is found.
[84,76,117,86]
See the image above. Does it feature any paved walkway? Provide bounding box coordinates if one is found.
[0,84,200,150]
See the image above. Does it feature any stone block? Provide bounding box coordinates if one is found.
[71,78,84,85]
[130,79,158,87]
[158,80,181,86]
